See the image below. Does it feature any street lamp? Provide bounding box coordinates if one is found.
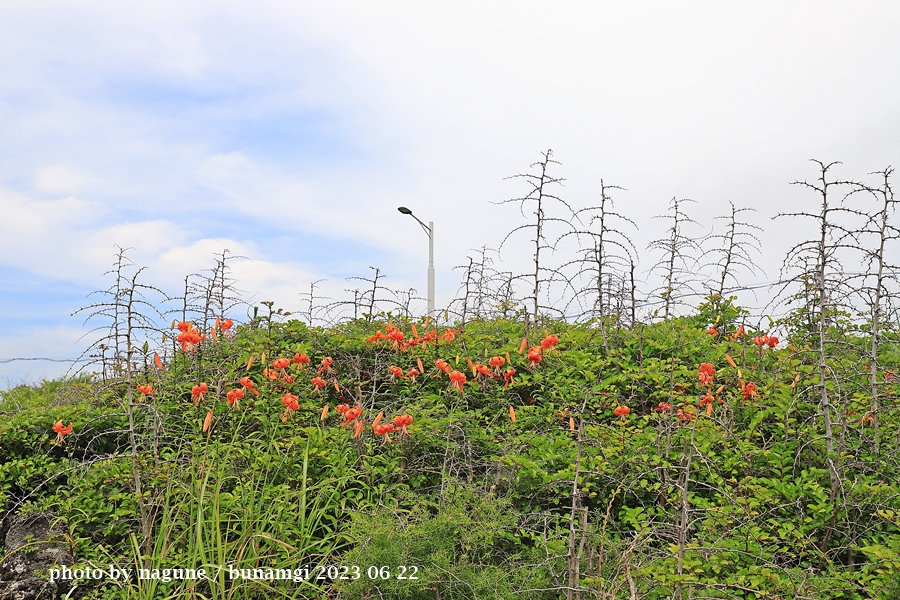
[397,206,435,318]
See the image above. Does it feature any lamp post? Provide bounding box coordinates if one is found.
[397,206,434,318]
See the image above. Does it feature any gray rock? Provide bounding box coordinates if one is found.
[0,578,57,600]
[0,514,73,600]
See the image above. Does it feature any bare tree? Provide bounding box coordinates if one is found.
[298,279,328,326]
[775,159,868,502]
[847,167,899,448]
[647,198,701,319]
[451,246,507,326]
[496,149,580,328]
[71,247,168,555]
[703,202,764,298]
[561,180,637,348]
[181,249,247,329]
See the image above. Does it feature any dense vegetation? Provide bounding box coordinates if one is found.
[2,156,899,598]
[2,294,900,599]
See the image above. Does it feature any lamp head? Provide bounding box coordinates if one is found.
[397,206,412,215]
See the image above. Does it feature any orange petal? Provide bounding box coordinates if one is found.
[423,317,430,329]
[333,378,340,392]
[569,416,575,431]
[246,355,255,370]
[518,338,527,354]
[417,358,424,373]
[210,327,218,341]
[706,403,713,416]
[320,405,329,421]
[411,324,419,338]
[725,354,737,368]
[215,317,221,330]
[202,410,213,433]
[154,352,163,371]
[505,352,511,365]
[509,405,516,423]
[372,411,384,428]
[354,419,363,438]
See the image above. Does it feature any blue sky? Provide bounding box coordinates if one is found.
[2,1,900,386]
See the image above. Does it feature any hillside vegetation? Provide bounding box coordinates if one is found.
[3,157,900,598]
[2,295,900,599]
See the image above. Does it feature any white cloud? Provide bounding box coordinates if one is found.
[33,164,98,194]
[0,0,898,383]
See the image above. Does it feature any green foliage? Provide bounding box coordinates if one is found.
[4,306,900,598]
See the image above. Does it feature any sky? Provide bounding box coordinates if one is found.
[2,1,899,387]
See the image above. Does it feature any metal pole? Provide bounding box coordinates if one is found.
[428,221,435,319]
[397,207,435,320]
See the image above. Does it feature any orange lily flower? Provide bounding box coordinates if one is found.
[282,393,300,411]
[365,330,387,343]
[52,421,74,445]
[448,370,467,393]
[317,357,334,375]
[281,393,300,423]
[191,382,208,403]
[393,414,413,434]
[137,384,154,396]
[438,328,461,342]
[176,322,204,352]
[311,376,328,393]
[373,422,396,442]
[239,376,260,396]
[676,406,697,423]
[698,363,716,386]
[387,328,405,347]
[526,347,543,368]
[342,405,363,428]
[741,381,757,403]
[226,389,244,407]
[613,405,631,420]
